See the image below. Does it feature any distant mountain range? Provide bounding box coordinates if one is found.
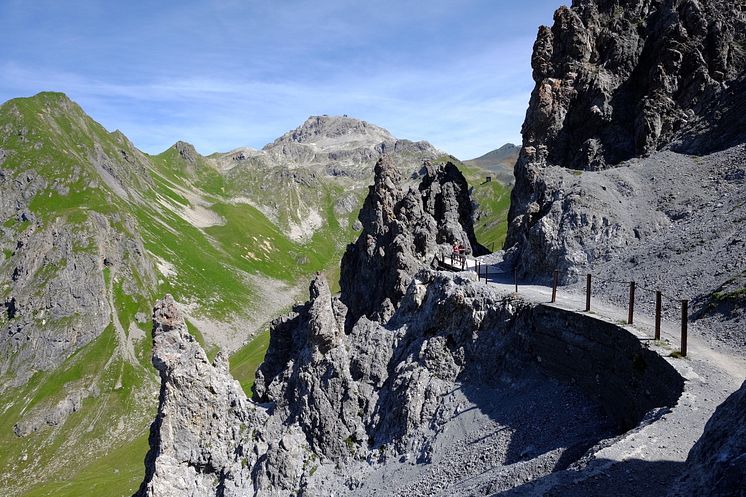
[0,92,512,497]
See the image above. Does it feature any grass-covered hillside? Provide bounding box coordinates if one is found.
[447,156,513,252]
[0,92,513,497]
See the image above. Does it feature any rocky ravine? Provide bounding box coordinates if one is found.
[135,158,713,497]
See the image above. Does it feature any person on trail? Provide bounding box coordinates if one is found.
[452,241,466,264]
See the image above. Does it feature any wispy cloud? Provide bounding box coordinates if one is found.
[0,0,560,158]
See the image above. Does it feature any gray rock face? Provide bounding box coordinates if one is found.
[339,157,483,325]
[135,295,310,497]
[522,0,745,171]
[507,0,746,260]
[13,386,98,436]
[254,277,366,461]
[136,295,259,496]
[137,156,688,496]
[0,212,154,389]
[672,379,746,497]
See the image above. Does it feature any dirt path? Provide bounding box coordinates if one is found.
[477,265,746,380]
[450,262,746,496]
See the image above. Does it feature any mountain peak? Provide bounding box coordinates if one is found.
[2,91,81,117]
[170,140,200,164]
[265,114,395,150]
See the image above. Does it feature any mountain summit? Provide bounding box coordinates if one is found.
[266,115,396,150]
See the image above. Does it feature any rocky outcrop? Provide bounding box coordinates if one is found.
[253,277,366,461]
[135,295,310,497]
[506,0,746,276]
[672,379,746,497]
[339,156,484,325]
[519,0,745,171]
[137,156,689,495]
[13,386,98,437]
[136,295,260,496]
[0,212,154,389]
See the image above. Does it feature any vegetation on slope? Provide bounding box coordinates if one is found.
[450,156,513,252]
[0,92,514,497]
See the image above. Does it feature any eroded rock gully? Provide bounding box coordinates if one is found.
[135,159,685,496]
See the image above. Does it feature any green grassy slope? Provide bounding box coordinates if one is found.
[230,329,272,396]
[0,92,514,497]
[0,92,363,497]
[448,156,513,252]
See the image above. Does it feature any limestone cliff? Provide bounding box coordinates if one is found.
[506,0,746,277]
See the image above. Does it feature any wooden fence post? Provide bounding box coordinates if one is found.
[681,299,688,357]
[514,268,518,293]
[655,291,662,340]
[551,270,558,303]
[627,281,636,324]
[585,274,592,312]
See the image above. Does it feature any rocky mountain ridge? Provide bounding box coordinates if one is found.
[216,115,438,174]
[135,156,704,496]
[0,92,510,497]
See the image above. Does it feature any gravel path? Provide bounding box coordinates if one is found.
[306,261,746,496]
[464,262,746,496]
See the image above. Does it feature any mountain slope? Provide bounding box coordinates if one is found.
[501,2,746,492]
[504,0,746,345]
[209,115,442,242]
[464,143,519,183]
[0,93,507,497]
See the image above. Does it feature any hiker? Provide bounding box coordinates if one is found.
[452,241,466,263]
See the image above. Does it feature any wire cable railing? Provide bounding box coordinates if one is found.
[435,254,691,358]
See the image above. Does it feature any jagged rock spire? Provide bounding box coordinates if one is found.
[340,155,483,325]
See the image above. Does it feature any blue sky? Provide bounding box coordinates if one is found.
[0,0,564,159]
